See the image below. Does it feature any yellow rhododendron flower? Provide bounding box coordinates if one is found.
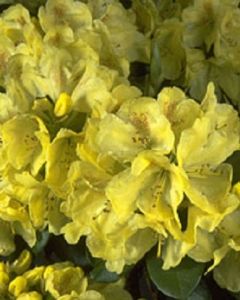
[38,0,92,33]
[157,85,202,144]
[0,4,31,46]
[0,255,134,299]
[177,84,240,216]
[86,211,157,273]
[0,93,18,124]
[61,160,111,244]
[177,83,240,169]
[44,263,87,298]
[96,2,150,63]
[95,97,174,162]
[161,204,226,269]
[3,169,48,228]
[106,151,185,226]
[6,54,49,112]
[0,0,240,288]
[0,192,36,247]
[46,128,81,194]
[1,114,50,175]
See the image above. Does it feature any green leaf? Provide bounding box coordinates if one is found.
[213,250,240,292]
[187,281,211,300]
[90,260,119,283]
[146,252,205,299]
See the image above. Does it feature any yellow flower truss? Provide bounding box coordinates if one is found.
[0,1,240,293]
[0,250,133,299]
[78,82,240,273]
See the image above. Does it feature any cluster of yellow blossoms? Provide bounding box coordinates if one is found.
[1,0,240,294]
[0,250,132,299]
[0,0,150,264]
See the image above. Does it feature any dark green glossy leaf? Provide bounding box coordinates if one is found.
[187,281,212,300]
[146,253,206,299]
[89,260,119,283]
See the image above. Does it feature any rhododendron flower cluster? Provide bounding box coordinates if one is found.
[1,0,240,296]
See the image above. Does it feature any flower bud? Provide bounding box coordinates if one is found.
[9,276,28,297]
